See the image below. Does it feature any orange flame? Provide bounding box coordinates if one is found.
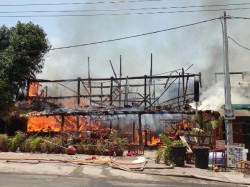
[27,115,105,133]
[28,82,39,97]
[148,136,161,145]
[27,116,61,132]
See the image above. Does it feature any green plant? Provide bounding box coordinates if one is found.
[22,136,34,152]
[189,114,222,133]
[50,137,63,153]
[116,138,127,151]
[171,140,187,147]
[30,137,43,152]
[0,134,8,152]
[8,131,26,152]
[96,140,107,155]
[156,134,188,165]
[155,134,172,165]
[40,137,52,153]
[75,143,86,154]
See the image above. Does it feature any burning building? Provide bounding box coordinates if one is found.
[19,69,199,146]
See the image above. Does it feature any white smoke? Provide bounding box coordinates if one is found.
[36,0,250,110]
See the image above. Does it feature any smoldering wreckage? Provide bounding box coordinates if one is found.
[1,67,248,175]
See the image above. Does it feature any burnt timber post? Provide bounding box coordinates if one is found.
[138,113,143,146]
[61,115,64,131]
[132,119,135,143]
[110,77,113,106]
[27,79,30,98]
[101,83,103,105]
[77,78,81,130]
[144,75,147,108]
[178,73,180,109]
[182,68,185,105]
[88,57,92,105]
[77,77,81,106]
[76,115,80,130]
[119,55,122,107]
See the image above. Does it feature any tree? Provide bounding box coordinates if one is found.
[0,21,50,109]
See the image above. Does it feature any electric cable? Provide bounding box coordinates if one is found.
[2,3,250,14]
[0,0,165,7]
[228,36,250,51]
[50,17,220,50]
[1,7,250,17]
[0,17,220,55]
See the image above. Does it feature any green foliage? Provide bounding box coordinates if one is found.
[0,134,8,151]
[40,137,52,153]
[30,137,42,152]
[155,134,187,165]
[211,119,222,129]
[7,131,26,151]
[22,136,34,152]
[171,140,187,147]
[116,138,127,151]
[190,113,223,133]
[155,134,172,165]
[96,141,106,154]
[0,22,50,108]
[50,137,63,153]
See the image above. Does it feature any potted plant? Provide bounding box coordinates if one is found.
[96,140,106,155]
[75,143,85,154]
[115,138,127,156]
[88,144,96,155]
[0,134,8,152]
[156,134,187,166]
[82,144,91,154]
[189,113,222,144]
[156,134,172,165]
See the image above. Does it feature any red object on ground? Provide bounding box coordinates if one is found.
[126,152,138,156]
[67,145,76,155]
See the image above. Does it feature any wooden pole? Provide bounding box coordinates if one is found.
[138,113,142,146]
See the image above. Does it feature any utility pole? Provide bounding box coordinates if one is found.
[223,11,234,145]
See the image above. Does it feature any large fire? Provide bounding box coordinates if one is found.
[27,116,61,132]
[27,115,103,133]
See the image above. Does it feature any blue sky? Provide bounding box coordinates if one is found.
[2,0,250,107]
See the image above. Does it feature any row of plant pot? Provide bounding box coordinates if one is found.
[0,131,127,156]
[74,144,124,156]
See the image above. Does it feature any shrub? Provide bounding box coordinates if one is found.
[22,136,34,152]
[0,134,8,152]
[30,137,43,152]
[8,131,26,152]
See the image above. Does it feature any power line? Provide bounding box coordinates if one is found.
[1,2,250,8]
[0,17,220,55]
[50,17,220,50]
[228,36,250,51]
[0,0,164,7]
[230,16,250,20]
[2,3,250,14]
[1,7,250,17]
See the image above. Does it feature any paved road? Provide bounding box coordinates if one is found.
[0,173,240,187]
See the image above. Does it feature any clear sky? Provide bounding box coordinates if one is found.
[2,0,250,109]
